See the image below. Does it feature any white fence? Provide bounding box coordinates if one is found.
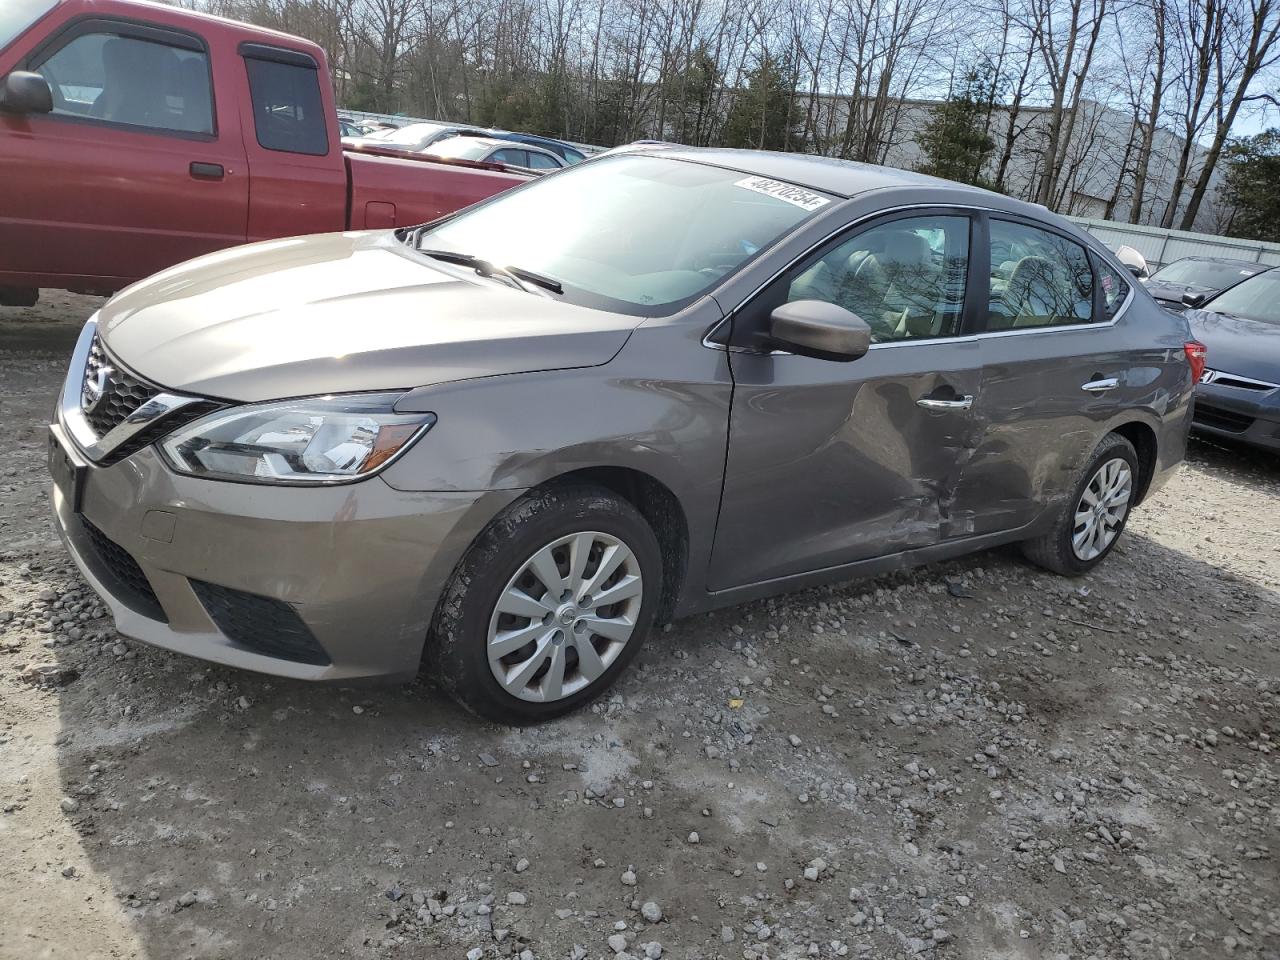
[1067,216,1280,272]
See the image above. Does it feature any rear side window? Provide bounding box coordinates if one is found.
[244,56,328,155]
[33,31,213,135]
[988,220,1094,329]
[1098,261,1131,318]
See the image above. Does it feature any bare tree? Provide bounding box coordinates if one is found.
[1179,0,1280,227]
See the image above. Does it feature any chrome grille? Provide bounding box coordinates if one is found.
[81,334,161,438]
[1199,369,1279,391]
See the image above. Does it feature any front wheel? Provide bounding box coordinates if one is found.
[1021,432,1139,576]
[429,484,662,724]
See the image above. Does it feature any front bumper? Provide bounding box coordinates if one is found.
[49,423,518,683]
[1191,383,1280,453]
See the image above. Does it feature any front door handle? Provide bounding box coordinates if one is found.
[916,395,974,411]
[1081,377,1119,393]
[190,161,225,180]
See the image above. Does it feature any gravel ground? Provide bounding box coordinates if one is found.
[1,294,1278,960]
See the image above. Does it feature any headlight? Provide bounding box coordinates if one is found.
[159,392,435,485]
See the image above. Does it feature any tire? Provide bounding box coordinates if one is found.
[429,483,662,724]
[1021,432,1139,576]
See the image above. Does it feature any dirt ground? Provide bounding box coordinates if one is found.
[1,293,1277,960]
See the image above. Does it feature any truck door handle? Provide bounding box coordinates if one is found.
[916,395,974,411]
[190,162,225,180]
[1081,377,1119,393]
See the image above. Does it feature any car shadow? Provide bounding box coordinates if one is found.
[1188,432,1280,475]
[41,502,1280,957]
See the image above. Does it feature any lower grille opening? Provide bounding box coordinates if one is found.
[189,580,331,666]
[79,518,167,622]
[1192,401,1254,434]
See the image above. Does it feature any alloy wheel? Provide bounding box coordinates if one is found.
[487,531,644,702]
[1071,457,1133,561]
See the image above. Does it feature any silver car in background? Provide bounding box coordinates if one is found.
[49,148,1200,723]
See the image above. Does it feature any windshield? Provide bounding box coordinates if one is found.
[1205,269,1280,325]
[416,155,832,316]
[1,0,56,52]
[373,123,446,146]
[424,138,493,161]
[1150,259,1262,290]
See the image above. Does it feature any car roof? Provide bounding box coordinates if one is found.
[622,146,1066,228]
[653,147,985,198]
[1167,256,1265,268]
[440,136,503,149]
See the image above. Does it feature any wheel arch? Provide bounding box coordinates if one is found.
[1110,419,1159,506]
[531,466,690,624]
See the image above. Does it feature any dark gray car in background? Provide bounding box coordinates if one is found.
[1185,267,1280,452]
[48,148,1200,723]
[1141,256,1268,311]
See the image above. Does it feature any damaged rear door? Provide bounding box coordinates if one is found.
[949,216,1135,536]
[708,211,984,591]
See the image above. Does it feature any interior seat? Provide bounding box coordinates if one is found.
[173,56,211,133]
[91,38,169,127]
[1000,255,1065,327]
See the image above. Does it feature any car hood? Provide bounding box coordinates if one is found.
[1143,279,1210,304]
[1185,309,1280,383]
[96,232,639,403]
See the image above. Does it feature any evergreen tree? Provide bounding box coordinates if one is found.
[916,61,1000,188]
[1221,129,1280,242]
[720,54,802,152]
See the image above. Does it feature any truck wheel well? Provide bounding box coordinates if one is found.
[543,467,688,624]
[1112,421,1158,505]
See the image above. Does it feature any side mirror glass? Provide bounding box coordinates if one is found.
[769,299,872,362]
[1182,291,1207,309]
[1125,263,1146,278]
[0,71,53,115]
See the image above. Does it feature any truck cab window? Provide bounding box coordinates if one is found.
[34,32,213,135]
[243,56,328,156]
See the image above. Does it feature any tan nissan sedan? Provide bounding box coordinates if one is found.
[49,148,1199,723]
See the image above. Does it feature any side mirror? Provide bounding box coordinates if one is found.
[1182,291,1208,309]
[0,71,53,115]
[1125,263,1146,278]
[769,299,872,362]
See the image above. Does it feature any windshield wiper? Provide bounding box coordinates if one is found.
[418,248,563,295]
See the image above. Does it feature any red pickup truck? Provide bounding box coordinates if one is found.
[0,0,529,304]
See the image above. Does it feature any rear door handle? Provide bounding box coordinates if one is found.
[1081,377,1119,393]
[190,162,225,180]
[916,395,974,411]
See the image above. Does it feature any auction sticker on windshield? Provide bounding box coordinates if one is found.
[734,177,830,212]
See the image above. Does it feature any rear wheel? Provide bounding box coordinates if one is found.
[1021,432,1138,576]
[429,484,661,724]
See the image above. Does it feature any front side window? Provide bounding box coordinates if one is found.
[414,155,831,316]
[0,0,56,53]
[244,56,327,155]
[988,220,1093,329]
[527,151,561,170]
[490,148,529,167]
[780,215,971,343]
[34,31,213,135]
